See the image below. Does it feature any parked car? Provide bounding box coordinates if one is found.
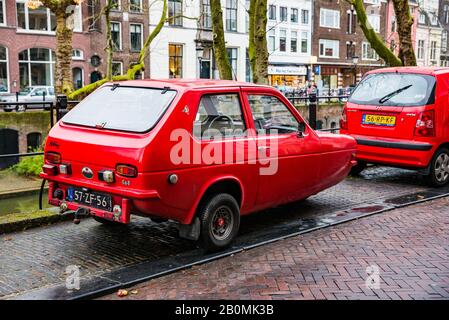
[41,80,357,251]
[0,86,55,111]
[340,67,449,187]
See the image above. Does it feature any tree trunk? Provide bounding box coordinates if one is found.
[253,0,268,84]
[54,10,74,94]
[210,0,233,80]
[348,0,402,66]
[248,0,257,83]
[392,0,417,66]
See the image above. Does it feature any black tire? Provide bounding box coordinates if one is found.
[425,147,449,187]
[93,215,121,225]
[349,161,367,176]
[199,193,240,252]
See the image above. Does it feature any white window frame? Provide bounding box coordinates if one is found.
[417,39,425,60]
[301,9,309,25]
[291,8,298,24]
[319,39,339,58]
[430,41,437,60]
[111,21,122,51]
[71,5,83,32]
[112,61,124,76]
[0,0,6,26]
[301,31,309,54]
[72,49,84,60]
[0,46,9,93]
[18,48,55,88]
[367,14,380,33]
[362,42,379,60]
[320,8,340,29]
[111,0,121,11]
[364,0,380,5]
[290,31,297,53]
[129,0,143,13]
[268,28,276,52]
[129,23,144,52]
[418,12,426,24]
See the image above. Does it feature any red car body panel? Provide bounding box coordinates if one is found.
[41,80,356,225]
[340,67,449,169]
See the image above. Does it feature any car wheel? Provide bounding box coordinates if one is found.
[199,193,240,252]
[426,147,449,187]
[93,216,121,225]
[349,161,367,176]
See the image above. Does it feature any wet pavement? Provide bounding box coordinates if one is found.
[0,166,446,299]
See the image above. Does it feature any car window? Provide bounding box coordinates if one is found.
[247,94,299,135]
[193,93,246,139]
[32,88,46,96]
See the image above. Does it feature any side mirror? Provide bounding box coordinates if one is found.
[297,122,306,138]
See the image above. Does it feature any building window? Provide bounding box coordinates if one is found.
[0,0,5,25]
[346,42,355,59]
[444,5,449,24]
[319,39,339,58]
[430,12,438,25]
[129,0,142,12]
[201,0,212,29]
[169,44,183,78]
[390,39,396,52]
[391,16,396,32]
[111,0,121,11]
[111,22,122,50]
[245,48,252,82]
[301,9,309,24]
[417,40,424,59]
[268,28,276,52]
[268,5,276,20]
[280,7,287,22]
[364,0,380,4]
[291,8,298,23]
[0,46,8,93]
[16,0,56,32]
[168,0,183,26]
[245,0,250,33]
[367,14,380,33]
[418,12,425,24]
[112,61,123,76]
[226,48,238,78]
[291,31,297,53]
[226,0,237,31]
[442,31,448,53]
[72,67,83,90]
[72,49,84,60]
[347,9,356,34]
[362,42,379,60]
[18,48,55,89]
[130,24,143,52]
[301,31,308,53]
[430,41,437,60]
[320,8,340,29]
[279,29,286,52]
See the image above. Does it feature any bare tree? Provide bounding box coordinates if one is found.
[346,0,416,66]
[248,0,268,84]
[210,0,233,80]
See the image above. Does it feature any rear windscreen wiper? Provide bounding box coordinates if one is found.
[378,84,413,104]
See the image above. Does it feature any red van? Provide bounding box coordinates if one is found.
[340,67,449,186]
[41,80,356,250]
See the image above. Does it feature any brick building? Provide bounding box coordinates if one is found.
[311,0,387,90]
[439,0,449,66]
[0,0,149,94]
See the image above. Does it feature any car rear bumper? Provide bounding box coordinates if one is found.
[351,135,435,168]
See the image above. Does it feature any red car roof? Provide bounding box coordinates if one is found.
[367,66,449,76]
[105,79,272,91]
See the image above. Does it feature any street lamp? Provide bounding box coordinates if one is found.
[352,56,359,86]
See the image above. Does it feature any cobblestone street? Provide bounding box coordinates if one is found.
[102,197,449,300]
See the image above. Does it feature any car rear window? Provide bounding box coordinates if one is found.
[349,73,436,107]
[63,85,177,133]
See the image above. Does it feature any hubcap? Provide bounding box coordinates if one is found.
[434,153,449,183]
[210,205,233,241]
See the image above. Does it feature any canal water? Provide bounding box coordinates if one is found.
[0,191,52,216]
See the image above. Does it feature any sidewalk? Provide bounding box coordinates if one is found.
[101,197,449,300]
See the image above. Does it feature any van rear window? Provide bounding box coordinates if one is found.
[349,73,436,107]
[63,86,177,133]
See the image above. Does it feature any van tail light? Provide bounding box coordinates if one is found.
[340,106,348,130]
[415,110,435,137]
[45,152,61,164]
[116,164,137,178]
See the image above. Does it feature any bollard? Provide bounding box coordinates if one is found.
[308,92,317,130]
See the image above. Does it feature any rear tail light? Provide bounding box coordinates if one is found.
[43,164,58,175]
[45,152,61,164]
[116,164,137,178]
[340,106,348,130]
[98,170,115,183]
[415,110,435,137]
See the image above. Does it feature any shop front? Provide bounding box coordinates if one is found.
[268,64,308,90]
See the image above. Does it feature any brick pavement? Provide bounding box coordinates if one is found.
[101,197,449,300]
